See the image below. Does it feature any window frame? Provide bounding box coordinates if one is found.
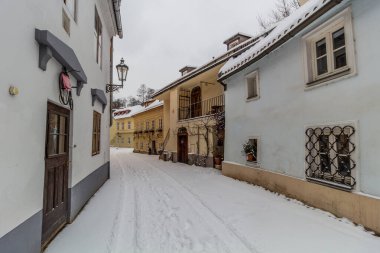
[62,9,71,36]
[63,0,77,21]
[94,7,102,68]
[92,111,101,156]
[303,7,356,89]
[305,122,357,191]
[245,70,260,102]
[245,136,261,167]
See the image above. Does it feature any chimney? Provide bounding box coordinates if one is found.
[179,66,197,76]
[223,33,252,51]
[298,0,309,6]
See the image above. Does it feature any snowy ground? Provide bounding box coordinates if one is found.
[45,148,380,253]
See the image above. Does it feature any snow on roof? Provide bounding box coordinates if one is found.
[113,105,143,119]
[219,0,338,79]
[152,33,266,98]
[130,100,163,117]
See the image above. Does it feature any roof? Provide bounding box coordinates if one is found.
[131,100,164,117]
[219,0,343,80]
[152,32,267,98]
[223,33,252,45]
[113,105,143,119]
[110,0,123,38]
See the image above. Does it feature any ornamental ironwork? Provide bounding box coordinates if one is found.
[305,125,356,190]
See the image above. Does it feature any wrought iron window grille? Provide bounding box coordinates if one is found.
[305,125,356,190]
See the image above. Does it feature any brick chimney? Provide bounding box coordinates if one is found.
[223,33,252,51]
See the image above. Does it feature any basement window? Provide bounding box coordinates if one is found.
[305,124,356,190]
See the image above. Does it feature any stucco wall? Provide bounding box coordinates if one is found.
[223,0,380,197]
[133,106,164,153]
[110,117,135,147]
[0,0,114,238]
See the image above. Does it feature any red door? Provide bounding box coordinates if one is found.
[42,103,70,247]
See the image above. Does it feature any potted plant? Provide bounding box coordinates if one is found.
[242,141,256,162]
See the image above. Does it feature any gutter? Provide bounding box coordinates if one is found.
[112,0,123,38]
[218,0,342,82]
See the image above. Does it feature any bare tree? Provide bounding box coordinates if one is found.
[257,0,300,30]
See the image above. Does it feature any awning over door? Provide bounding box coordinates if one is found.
[35,29,87,96]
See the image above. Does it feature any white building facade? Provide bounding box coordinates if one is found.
[0,0,122,252]
[219,0,380,233]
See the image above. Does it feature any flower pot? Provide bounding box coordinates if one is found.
[214,156,222,166]
[246,153,254,162]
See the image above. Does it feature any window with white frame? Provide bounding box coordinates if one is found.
[305,124,356,190]
[246,137,259,164]
[303,8,355,86]
[245,70,259,100]
[94,7,102,67]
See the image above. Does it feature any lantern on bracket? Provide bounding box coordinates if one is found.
[106,58,129,93]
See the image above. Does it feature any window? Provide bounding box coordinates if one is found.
[246,138,259,165]
[47,112,69,156]
[117,122,119,130]
[121,137,124,143]
[146,121,150,131]
[303,8,355,86]
[152,120,155,130]
[121,122,124,130]
[158,119,163,129]
[140,142,143,149]
[62,9,70,35]
[191,86,202,118]
[63,0,76,19]
[92,111,101,155]
[128,121,131,129]
[246,70,259,100]
[305,124,356,190]
[128,137,131,144]
[94,7,102,67]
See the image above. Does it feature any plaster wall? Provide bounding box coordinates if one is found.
[133,106,164,153]
[0,0,115,238]
[223,0,380,197]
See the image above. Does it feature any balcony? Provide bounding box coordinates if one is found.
[178,94,224,121]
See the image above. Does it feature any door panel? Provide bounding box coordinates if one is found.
[42,103,70,247]
[177,134,188,163]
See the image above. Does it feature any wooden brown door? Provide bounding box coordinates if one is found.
[42,103,70,247]
[177,133,188,163]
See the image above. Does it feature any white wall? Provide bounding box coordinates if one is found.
[0,0,115,237]
[224,0,380,197]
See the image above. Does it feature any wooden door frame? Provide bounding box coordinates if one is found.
[177,131,188,164]
[42,102,71,248]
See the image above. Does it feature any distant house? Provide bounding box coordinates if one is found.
[0,0,122,252]
[153,33,263,167]
[132,100,164,155]
[110,105,143,148]
[218,0,380,233]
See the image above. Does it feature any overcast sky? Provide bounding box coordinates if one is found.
[113,0,278,99]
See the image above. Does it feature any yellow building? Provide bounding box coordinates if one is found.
[153,34,256,167]
[133,100,164,154]
[110,105,142,148]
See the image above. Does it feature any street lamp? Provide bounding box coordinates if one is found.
[106,58,129,93]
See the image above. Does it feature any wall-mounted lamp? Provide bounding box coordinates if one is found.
[9,86,19,96]
[106,58,129,93]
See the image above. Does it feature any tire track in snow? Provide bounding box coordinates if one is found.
[132,154,259,253]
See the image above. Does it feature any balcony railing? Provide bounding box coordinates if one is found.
[178,94,224,121]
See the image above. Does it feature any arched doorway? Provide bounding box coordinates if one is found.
[177,127,188,163]
[191,86,201,118]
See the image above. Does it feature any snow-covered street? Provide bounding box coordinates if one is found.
[45,148,380,253]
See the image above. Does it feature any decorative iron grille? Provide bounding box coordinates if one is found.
[305,125,356,189]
